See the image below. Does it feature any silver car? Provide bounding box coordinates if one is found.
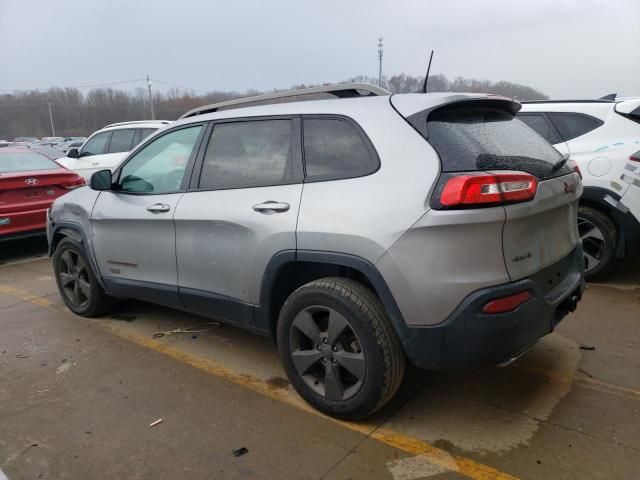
[47,84,585,419]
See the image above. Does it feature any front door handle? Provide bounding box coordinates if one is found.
[146,203,171,213]
[252,201,290,214]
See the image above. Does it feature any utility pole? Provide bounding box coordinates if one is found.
[47,97,55,136]
[377,38,384,88]
[147,74,155,120]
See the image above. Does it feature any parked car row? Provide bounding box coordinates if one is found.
[1,136,87,148]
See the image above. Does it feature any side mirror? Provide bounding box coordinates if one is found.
[90,169,113,191]
[67,148,79,158]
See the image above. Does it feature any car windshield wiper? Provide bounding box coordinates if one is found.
[552,153,570,171]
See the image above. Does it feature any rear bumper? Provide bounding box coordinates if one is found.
[399,244,585,370]
[0,207,48,241]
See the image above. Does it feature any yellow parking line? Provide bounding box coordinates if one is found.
[93,323,522,480]
[0,282,520,480]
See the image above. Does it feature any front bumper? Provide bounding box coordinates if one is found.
[398,244,585,370]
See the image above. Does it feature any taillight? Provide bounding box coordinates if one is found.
[630,150,640,162]
[60,176,86,190]
[438,172,538,208]
[482,290,531,314]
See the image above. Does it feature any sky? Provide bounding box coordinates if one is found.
[0,0,638,99]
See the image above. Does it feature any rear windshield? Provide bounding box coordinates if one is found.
[427,106,572,179]
[0,152,59,173]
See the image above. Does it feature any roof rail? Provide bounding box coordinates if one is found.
[179,83,390,119]
[521,99,614,104]
[103,120,171,128]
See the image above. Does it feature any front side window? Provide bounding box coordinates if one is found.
[303,118,377,181]
[119,125,203,194]
[199,120,293,190]
[548,113,603,142]
[81,132,111,156]
[108,129,135,153]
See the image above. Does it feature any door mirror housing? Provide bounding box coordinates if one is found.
[67,148,79,158]
[90,169,113,191]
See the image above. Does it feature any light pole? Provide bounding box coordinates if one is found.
[147,74,155,120]
[377,38,384,88]
[47,98,55,136]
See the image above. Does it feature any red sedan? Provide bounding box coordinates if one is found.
[0,147,85,241]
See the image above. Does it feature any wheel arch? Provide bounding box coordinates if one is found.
[579,186,633,257]
[49,222,108,291]
[259,250,408,342]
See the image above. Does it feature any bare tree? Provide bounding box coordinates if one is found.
[0,74,548,139]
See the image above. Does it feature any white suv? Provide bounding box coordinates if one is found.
[518,99,640,278]
[57,120,171,180]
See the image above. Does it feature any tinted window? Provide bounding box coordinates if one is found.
[548,113,603,141]
[0,152,58,173]
[132,128,157,147]
[199,120,292,190]
[108,129,135,153]
[517,114,562,144]
[303,118,377,181]
[81,132,110,156]
[427,106,569,180]
[119,125,203,194]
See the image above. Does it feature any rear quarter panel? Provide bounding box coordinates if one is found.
[296,100,440,263]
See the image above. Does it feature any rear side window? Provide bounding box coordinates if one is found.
[132,128,157,147]
[547,113,603,141]
[517,114,563,145]
[303,118,378,181]
[427,106,569,179]
[108,129,135,153]
[199,119,293,190]
[81,132,111,156]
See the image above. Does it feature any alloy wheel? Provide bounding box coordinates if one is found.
[578,215,605,274]
[289,306,366,401]
[58,250,91,308]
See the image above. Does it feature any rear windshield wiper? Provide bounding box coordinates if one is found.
[552,153,570,171]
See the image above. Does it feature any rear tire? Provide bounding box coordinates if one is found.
[277,277,405,420]
[53,237,116,317]
[578,206,617,280]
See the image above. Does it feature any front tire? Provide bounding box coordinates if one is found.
[578,207,618,280]
[53,237,115,317]
[277,277,405,420]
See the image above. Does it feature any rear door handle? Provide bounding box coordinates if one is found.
[252,201,290,214]
[146,203,171,213]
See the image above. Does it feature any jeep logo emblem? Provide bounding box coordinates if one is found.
[25,178,39,186]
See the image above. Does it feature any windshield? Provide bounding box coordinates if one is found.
[0,151,59,173]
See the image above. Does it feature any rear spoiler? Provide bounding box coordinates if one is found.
[614,99,640,118]
[391,93,521,140]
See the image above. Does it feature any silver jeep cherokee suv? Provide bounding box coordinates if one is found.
[47,84,585,419]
